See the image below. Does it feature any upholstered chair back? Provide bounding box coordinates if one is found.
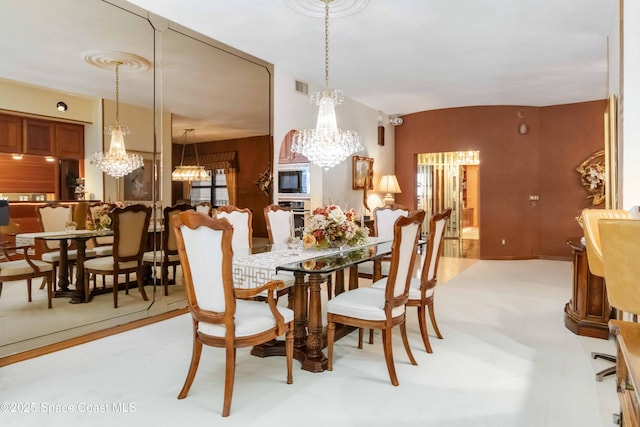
[373,204,410,241]
[422,209,452,283]
[384,211,425,314]
[216,206,253,251]
[36,204,72,249]
[175,212,233,314]
[195,201,212,216]
[164,204,195,253]
[582,209,632,277]
[112,205,151,261]
[599,218,640,315]
[264,205,293,245]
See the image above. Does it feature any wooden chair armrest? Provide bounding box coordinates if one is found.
[1,244,41,272]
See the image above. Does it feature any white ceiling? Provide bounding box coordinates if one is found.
[125,0,616,116]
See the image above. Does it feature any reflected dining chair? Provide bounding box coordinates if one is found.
[142,203,194,296]
[173,211,294,417]
[371,208,451,353]
[214,205,253,251]
[358,203,411,280]
[1,243,54,308]
[582,208,633,381]
[326,210,425,386]
[83,204,151,308]
[36,203,96,291]
[88,203,116,257]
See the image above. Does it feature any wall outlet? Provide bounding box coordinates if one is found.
[501,239,506,245]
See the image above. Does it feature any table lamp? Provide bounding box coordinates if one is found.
[377,175,401,205]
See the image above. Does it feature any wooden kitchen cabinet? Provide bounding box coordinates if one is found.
[55,122,84,159]
[0,114,23,153]
[278,129,309,164]
[25,119,55,155]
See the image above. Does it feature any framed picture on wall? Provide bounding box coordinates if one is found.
[121,151,160,203]
[352,156,374,190]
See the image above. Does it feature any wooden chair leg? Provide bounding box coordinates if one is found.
[285,327,294,384]
[358,328,364,349]
[381,328,399,386]
[46,273,53,309]
[369,328,374,344]
[428,301,443,339]
[326,274,333,300]
[113,273,118,308]
[327,320,336,371]
[222,345,237,417]
[417,305,433,353]
[0,282,3,299]
[125,273,130,294]
[163,263,169,296]
[178,338,203,399]
[27,278,32,302]
[138,268,149,301]
[400,322,417,365]
[42,264,56,290]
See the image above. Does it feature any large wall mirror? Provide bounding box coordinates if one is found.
[0,0,272,359]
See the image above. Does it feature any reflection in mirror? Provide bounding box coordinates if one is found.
[0,0,273,360]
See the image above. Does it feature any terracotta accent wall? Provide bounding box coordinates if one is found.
[394,100,606,260]
[172,135,272,237]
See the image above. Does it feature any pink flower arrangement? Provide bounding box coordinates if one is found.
[302,204,366,249]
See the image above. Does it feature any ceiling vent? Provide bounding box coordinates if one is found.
[295,80,308,95]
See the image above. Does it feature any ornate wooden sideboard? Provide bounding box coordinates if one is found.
[564,237,611,339]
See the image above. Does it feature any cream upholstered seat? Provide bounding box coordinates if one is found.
[1,244,54,308]
[358,204,410,279]
[83,204,151,308]
[326,210,425,386]
[582,208,633,381]
[371,208,451,353]
[173,210,293,417]
[142,203,194,296]
[36,203,96,290]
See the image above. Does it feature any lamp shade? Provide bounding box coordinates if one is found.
[377,175,401,194]
[377,175,401,206]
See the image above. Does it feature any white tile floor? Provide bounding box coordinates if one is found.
[0,260,620,426]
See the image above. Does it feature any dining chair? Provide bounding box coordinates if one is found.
[1,243,54,308]
[582,208,633,381]
[83,204,151,308]
[357,203,411,280]
[326,210,425,386]
[142,203,195,296]
[173,210,294,417]
[214,205,253,251]
[371,208,451,353]
[195,201,213,216]
[88,203,116,257]
[36,203,96,291]
[264,204,293,244]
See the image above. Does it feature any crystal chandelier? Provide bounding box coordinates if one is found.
[89,61,143,178]
[171,129,211,182]
[291,0,363,170]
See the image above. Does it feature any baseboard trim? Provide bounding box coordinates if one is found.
[0,307,189,368]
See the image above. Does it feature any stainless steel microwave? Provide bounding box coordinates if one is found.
[277,164,310,198]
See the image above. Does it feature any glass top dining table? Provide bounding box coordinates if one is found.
[232,237,394,373]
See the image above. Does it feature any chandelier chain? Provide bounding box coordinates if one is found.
[114,61,122,123]
[324,0,330,88]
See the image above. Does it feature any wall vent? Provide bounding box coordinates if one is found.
[295,80,308,95]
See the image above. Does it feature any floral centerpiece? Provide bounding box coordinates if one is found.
[92,206,112,231]
[302,204,367,250]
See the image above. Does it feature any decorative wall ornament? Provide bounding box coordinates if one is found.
[255,167,273,197]
[576,149,605,205]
